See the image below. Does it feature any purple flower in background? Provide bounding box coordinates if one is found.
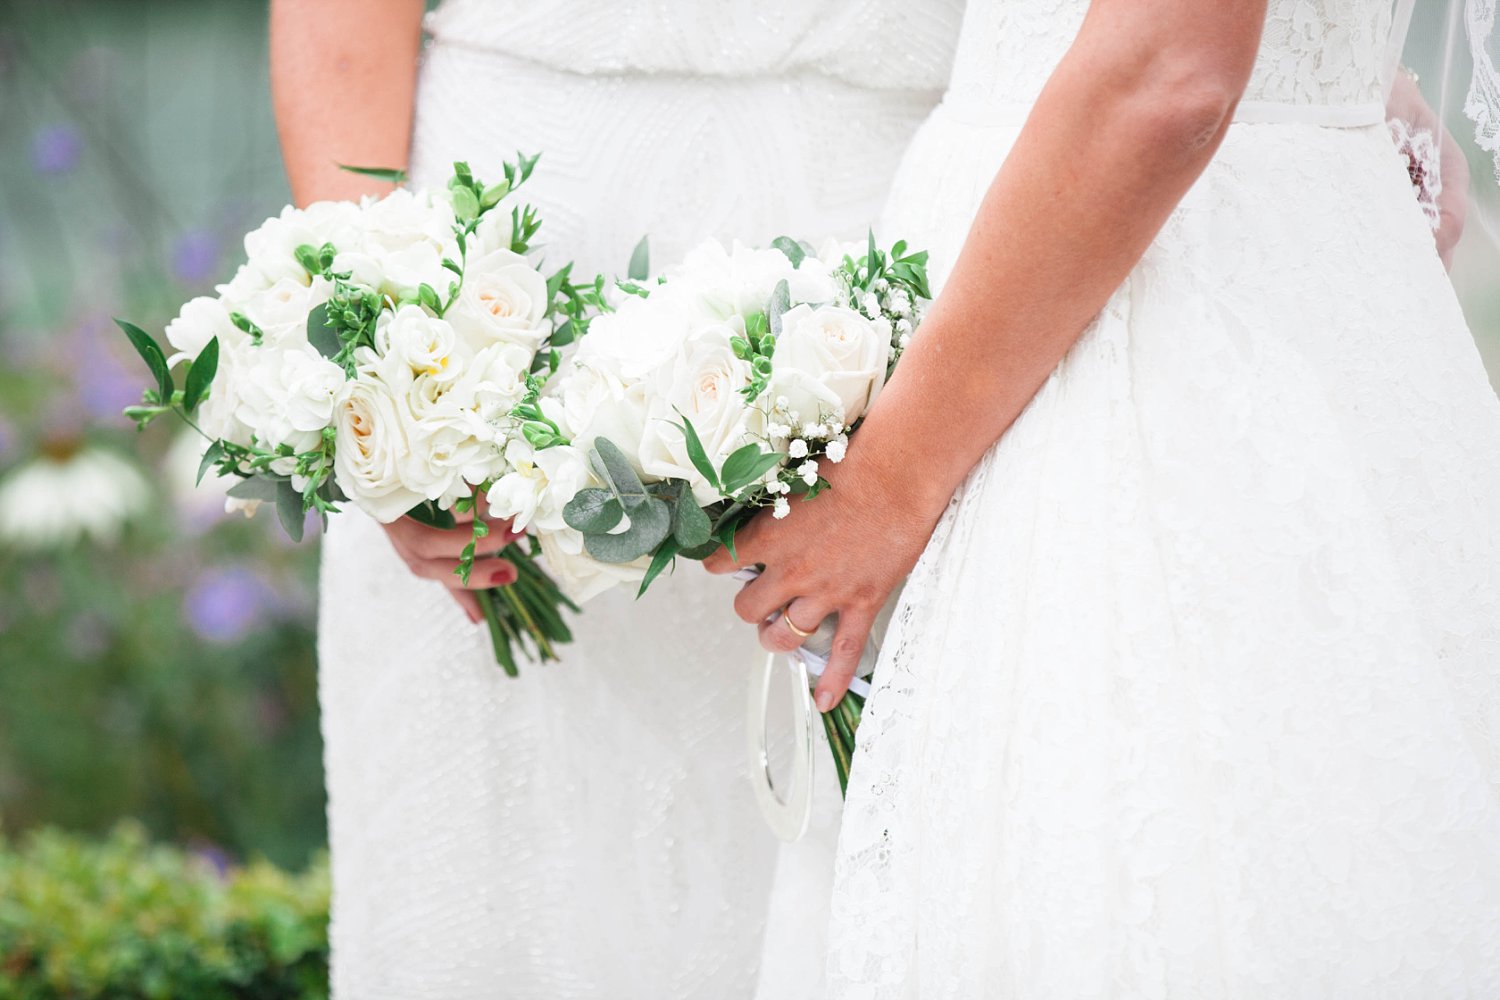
[30,123,84,176]
[172,230,220,286]
[65,315,141,422]
[183,565,279,644]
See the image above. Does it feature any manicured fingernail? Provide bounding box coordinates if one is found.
[490,567,516,586]
[815,689,836,713]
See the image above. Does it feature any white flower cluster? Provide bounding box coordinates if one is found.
[507,239,904,599]
[163,187,554,522]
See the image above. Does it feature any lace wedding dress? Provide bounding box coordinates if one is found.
[829,1,1500,996]
[314,2,960,997]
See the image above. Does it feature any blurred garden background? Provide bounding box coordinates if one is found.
[0,0,1496,996]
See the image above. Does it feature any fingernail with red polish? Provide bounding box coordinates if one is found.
[490,566,517,586]
[815,689,836,714]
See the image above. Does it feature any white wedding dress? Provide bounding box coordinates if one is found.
[315,2,960,997]
[829,1,1500,996]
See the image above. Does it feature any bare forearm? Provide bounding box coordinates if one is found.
[269,0,426,207]
[854,1,1266,506]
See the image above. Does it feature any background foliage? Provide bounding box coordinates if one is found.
[0,0,324,870]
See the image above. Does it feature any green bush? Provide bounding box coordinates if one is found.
[0,824,328,1000]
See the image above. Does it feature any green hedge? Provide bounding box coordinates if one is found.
[0,824,329,1000]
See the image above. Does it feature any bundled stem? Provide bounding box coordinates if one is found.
[819,689,866,798]
[476,542,577,678]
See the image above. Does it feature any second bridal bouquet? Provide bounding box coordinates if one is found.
[493,234,930,789]
[118,155,602,675]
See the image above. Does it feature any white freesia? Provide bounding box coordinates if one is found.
[0,445,151,550]
[445,247,550,353]
[487,440,590,534]
[331,376,428,522]
[376,304,462,383]
[638,322,755,504]
[537,526,649,604]
[771,302,889,423]
[164,296,244,366]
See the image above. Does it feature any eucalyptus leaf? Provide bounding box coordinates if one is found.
[671,494,712,549]
[196,440,224,486]
[638,537,681,597]
[767,279,791,337]
[276,480,306,542]
[115,319,173,402]
[583,496,671,563]
[627,235,650,282]
[590,438,651,510]
[770,236,805,268]
[306,302,340,359]
[225,475,282,503]
[563,488,624,533]
[182,336,219,413]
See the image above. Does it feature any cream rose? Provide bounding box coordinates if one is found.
[771,303,889,424]
[638,322,754,504]
[241,276,333,349]
[331,377,427,523]
[445,248,550,353]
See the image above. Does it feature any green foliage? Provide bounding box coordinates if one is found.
[0,824,329,1000]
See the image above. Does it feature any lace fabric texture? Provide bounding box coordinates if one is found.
[315,3,963,997]
[828,1,1500,996]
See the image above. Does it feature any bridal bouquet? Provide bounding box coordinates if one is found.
[490,234,930,789]
[117,155,598,675]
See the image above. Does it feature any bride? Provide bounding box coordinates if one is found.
[269,0,960,995]
[713,0,1500,994]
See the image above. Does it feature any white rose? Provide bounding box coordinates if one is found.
[572,291,695,381]
[241,276,333,349]
[376,304,462,383]
[235,344,345,454]
[331,377,428,522]
[638,322,754,505]
[753,367,845,437]
[670,240,836,318]
[770,303,889,424]
[537,526,648,605]
[558,360,653,472]
[445,248,550,353]
[220,201,363,301]
[334,187,458,298]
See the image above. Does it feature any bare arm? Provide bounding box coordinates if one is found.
[270,0,519,619]
[708,0,1269,704]
[270,0,426,207]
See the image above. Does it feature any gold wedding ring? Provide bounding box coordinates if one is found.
[781,606,815,639]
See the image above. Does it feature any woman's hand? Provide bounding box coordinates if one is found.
[704,445,949,710]
[1387,71,1472,269]
[382,508,526,624]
